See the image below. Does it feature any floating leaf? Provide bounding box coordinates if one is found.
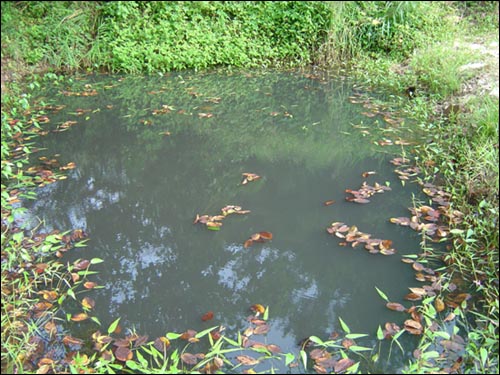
[115,347,133,362]
[83,281,98,289]
[253,324,270,335]
[443,312,456,322]
[82,297,95,310]
[342,338,355,350]
[408,287,427,296]
[241,173,261,185]
[236,355,259,366]
[180,329,197,341]
[412,262,425,272]
[386,302,406,312]
[380,248,396,255]
[250,304,266,314]
[201,311,214,322]
[206,222,222,231]
[154,337,171,351]
[62,335,84,347]
[40,290,58,302]
[404,293,422,301]
[334,358,355,373]
[258,231,273,240]
[181,353,198,365]
[59,162,76,171]
[72,259,90,271]
[251,233,261,241]
[352,197,370,204]
[71,313,89,322]
[245,232,272,246]
[108,318,121,334]
[433,297,445,312]
[383,322,401,339]
[267,344,281,353]
[404,319,423,335]
[390,217,411,226]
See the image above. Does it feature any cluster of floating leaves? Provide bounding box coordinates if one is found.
[175,304,279,372]
[152,104,175,115]
[345,181,391,204]
[61,84,98,97]
[308,347,355,374]
[348,92,405,127]
[7,239,107,372]
[24,155,76,187]
[390,187,463,243]
[193,205,250,231]
[326,222,396,255]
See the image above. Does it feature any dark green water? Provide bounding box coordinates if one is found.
[25,69,426,372]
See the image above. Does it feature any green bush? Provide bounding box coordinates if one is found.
[1,1,331,73]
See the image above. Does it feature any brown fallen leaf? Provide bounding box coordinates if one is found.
[236,355,259,366]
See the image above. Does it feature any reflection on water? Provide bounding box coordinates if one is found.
[26,69,426,372]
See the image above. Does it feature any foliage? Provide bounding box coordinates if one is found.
[346,5,499,373]
[1,1,331,73]
[317,1,455,65]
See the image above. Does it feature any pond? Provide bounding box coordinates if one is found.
[25,69,427,373]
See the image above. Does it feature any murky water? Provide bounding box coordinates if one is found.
[26,69,426,372]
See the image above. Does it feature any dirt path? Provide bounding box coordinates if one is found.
[454,35,499,100]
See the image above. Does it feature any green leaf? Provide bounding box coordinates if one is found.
[195,326,218,339]
[223,336,240,347]
[349,345,373,352]
[375,286,389,302]
[136,350,148,368]
[74,239,90,247]
[308,336,324,345]
[263,306,269,321]
[166,332,182,340]
[376,326,384,340]
[126,360,139,370]
[90,258,104,264]
[284,353,295,366]
[347,361,359,373]
[338,317,351,334]
[46,234,61,244]
[421,351,440,359]
[345,333,369,339]
[300,350,307,369]
[434,331,450,340]
[480,347,488,367]
[12,231,24,244]
[67,288,76,300]
[108,318,121,334]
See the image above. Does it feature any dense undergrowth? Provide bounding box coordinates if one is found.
[1,1,498,373]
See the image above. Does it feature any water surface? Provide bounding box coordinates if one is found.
[27,69,425,372]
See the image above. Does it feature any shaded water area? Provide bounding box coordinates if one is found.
[25,69,429,372]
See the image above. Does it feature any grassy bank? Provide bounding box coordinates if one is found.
[1,1,498,373]
[344,3,499,373]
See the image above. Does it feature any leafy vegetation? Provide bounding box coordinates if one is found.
[1,1,330,73]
